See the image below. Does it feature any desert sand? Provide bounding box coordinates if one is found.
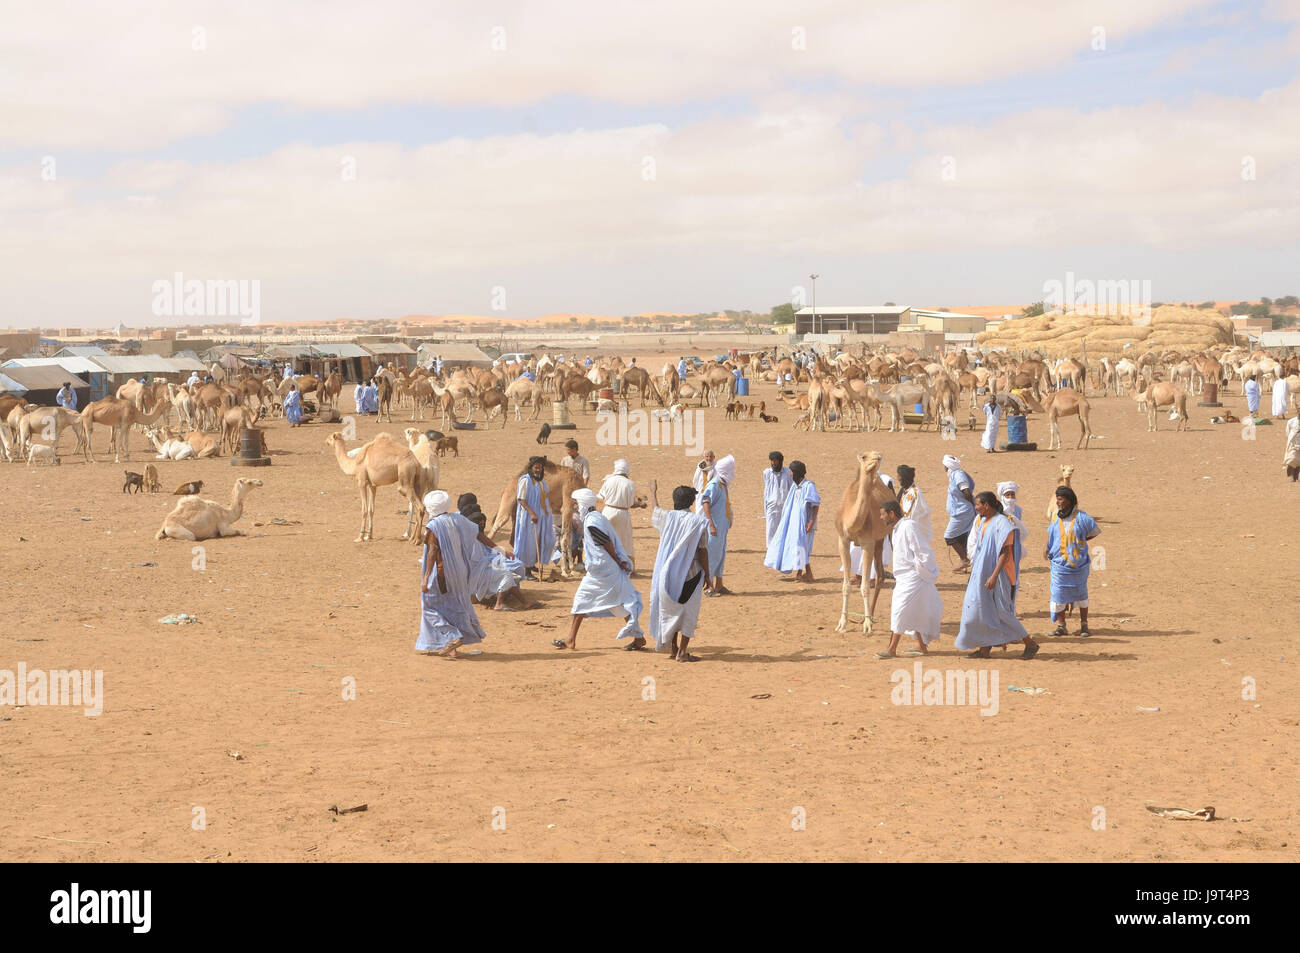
[2,351,1294,862]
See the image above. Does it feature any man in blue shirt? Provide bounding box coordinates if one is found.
[56,382,78,411]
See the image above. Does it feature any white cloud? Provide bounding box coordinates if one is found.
[1,0,1216,149]
[1,76,1296,325]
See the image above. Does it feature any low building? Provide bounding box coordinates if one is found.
[0,365,91,407]
[794,306,907,335]
[1257,330,1300,352]
[3,356,112,400]
[309,342,372,382]
[359,339,418,372]
[416,342,495,368]
[900,309,987,334]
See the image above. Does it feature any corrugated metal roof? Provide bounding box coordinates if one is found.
[54,345,109,356]
[262,345,316,359]
[165,356,208,372]
[795,306,909,316]
[1257,331,1300,348]
[3,356,107,375]
[87,354,184,375]
[417,342,494,363]
[362,341,416,354]
[0,373,28,394]
[312,343,371,358]
[1,365,90,390]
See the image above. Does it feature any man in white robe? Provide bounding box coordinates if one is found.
[762,451,794,545]
[647,480,711,662]
[981,394,1002,452]
[556,489,643,650]
[1272,377,1290,419]
[596,458,637,568]
[876,499,943,658]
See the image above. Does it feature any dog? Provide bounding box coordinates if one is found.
[968,410,977,431]
[26,444,60,467]
[536,423,552,444]
[435,436,459,457]
[173,480,204,496]
[793,411,811,431]
[144,464,161,493]
[123,470,144,493]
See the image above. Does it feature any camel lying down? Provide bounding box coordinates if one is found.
[156,478,262,541]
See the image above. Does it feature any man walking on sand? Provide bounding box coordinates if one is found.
[874,500,942,659]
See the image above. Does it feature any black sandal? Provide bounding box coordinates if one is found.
[1078,627,1092,638]
[1052,623,1068,637]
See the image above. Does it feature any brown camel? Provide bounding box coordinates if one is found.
[834,451,896,634]
[620,366,664,406]
[559,374,597,412]
[219,405,259,455]
[79,390,168,463]
[326,431,430,543]
[156,478,262,541]
[487,459,588,579]
[1134,382,1189,432]
[1044,388,1093,450]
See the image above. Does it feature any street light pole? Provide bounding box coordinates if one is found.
[810,273,819,337]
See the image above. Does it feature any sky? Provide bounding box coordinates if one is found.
[1,0,1298,328]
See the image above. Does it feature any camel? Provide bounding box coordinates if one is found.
[192,381,233,431]
[476,386,509,427]
[156,477,262,541]
[321,371,343,408]
[504,376,543,421]
[1054,358,1086,395]
[559,374,597,412]
[806,376,830,431]
[145,427,197,460]
[1134,382,1189,432]
[219,406,259,455]
[326,431,429,543]
[377,376,394,422]
[834,451,896,634]
[1043,388,1093,450]
[405,377,435,421]
[874,381,932,432]
[79,390,170,463]
[15,406,85,461]
[620,366,664,407]
[487,459,588,579]
[697,365,734,407]
[1047,464,1075,520]
[403,428,440,499]
[166,383,198,431]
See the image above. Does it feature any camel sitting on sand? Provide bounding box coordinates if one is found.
[156,477,262,541]
[834,451,897,634]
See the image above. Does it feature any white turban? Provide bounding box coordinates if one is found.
[942,454,962,471]
[996,481,1019,498]
[613,458,630,476]
[714,454,736,485]
[423,490,451,516]
[571,488,598,515]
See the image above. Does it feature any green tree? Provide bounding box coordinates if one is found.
[1021,301,1045,318]
[1230,301,1251,315]
[1197,300,1216,309]
[770,302,795,324]
[1248,303,1270,320]
[1275,295,1298,308]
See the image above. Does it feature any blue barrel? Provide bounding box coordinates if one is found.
[735,377,749,396]
[913,401,923,413]
[1007,414,1027,443]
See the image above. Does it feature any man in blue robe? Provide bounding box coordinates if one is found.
[956,492,1038,659]
[764,460,820,582]
[942,454,976,572]
[512,456,556,579]
[1045,485,1100,637]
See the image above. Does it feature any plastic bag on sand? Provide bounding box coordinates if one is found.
[159,613,198,625]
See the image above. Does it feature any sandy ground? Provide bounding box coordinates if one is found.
[2,352,1295,862]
